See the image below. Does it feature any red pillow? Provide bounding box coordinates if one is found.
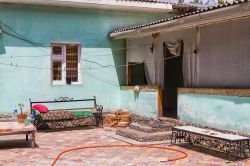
[32,104,49,113]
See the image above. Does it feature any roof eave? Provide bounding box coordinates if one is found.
[0,0,173,13]
[110,1,250,39]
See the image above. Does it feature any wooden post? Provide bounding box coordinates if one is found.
[157,86,163,117]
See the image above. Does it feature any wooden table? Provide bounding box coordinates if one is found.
[0,122,37,148]
[171,126,250,161]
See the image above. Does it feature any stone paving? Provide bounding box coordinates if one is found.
[0,127,250,166]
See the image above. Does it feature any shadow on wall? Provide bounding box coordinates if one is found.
[0,4,164,86]
[134,92,140,101]
[110,38,126,86]
[0,39,6,54]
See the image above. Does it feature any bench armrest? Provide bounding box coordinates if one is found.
[96,105,103,114]
[96,105,103,126]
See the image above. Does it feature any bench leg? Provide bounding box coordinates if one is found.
[171,131,175,145]
[227,141,232,163]
[31,131,36,149]
[179,131,182,143]
[26,133,28,141]
[94,114,102,127]
[188,134,192,145]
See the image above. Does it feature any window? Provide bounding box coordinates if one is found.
[51,43,81,85]
[127,62,147,86]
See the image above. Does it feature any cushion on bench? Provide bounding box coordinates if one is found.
[32,104,49,113]
[39,110,96,121]
[71,111,94,118]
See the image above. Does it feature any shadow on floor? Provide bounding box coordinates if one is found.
[38,126,100,133]
[0,139,38,149]
[176,143,248,162]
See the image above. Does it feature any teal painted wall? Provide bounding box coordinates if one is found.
[121,89,158,118]
[178,93,250,135]
[0,4,170,113]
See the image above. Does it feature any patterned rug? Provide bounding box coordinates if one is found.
[0,127,249,165]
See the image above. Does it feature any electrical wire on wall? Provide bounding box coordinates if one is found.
[0,52,193,70]
[0,20,195,71]
[0,61,120,87]
[0,20,155,55]
[0,19,192,87]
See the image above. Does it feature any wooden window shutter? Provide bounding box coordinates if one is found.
[66,45,78,84]
[52,61,62,81]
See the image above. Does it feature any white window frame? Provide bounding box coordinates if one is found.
[51,42,82,85]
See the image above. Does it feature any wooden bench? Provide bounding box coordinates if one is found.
[171,126,250,161]
[30,96,103,129]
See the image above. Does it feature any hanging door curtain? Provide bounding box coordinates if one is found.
[163,40,183,58]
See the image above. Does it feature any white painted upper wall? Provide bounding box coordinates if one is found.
[0,0,173,13]
[126,16,250,89]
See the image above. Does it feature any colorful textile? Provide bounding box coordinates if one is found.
[71,111,94,119]
[35,109,99,129]
[46,117,95,129]
[40,111,74,121]
[0,122,36,134]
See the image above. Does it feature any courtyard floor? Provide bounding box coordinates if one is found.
[0,127,250,166]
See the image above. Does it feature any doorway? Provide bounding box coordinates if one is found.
[162,41,184,118]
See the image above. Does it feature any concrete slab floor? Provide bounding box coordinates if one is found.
[0,127,249,166]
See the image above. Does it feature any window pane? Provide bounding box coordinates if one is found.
[52,61,62,80]
[66,45,78,83]
[52,46,62,55]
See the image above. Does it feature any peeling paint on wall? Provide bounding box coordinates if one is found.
[178,93,250,135]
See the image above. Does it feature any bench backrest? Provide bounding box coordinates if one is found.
[29,96,97,114]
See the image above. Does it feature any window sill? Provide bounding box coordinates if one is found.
[51,82,82,86]
[120,85,160,91]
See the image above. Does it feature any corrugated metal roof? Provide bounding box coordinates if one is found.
[119,0,167,3]
[110,0,250,35]
[118,0,170,4]
[120,0,200,10]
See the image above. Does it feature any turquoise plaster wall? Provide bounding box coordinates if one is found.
[121,89,158,118]
[0,4,169,113]
[178,93,250,135]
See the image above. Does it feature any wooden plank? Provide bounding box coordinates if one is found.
[157,86,163,117]
[178,88,250,97]
[121,85,160,91]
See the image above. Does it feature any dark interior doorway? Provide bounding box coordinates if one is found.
[162,41,184,118]
[128,62,147,86]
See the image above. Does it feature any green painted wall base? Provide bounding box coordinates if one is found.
[178,92,250,135]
